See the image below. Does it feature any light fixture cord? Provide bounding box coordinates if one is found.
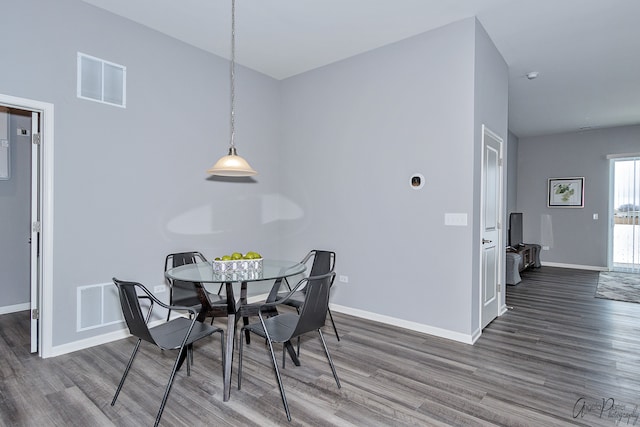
[229,0,236,151]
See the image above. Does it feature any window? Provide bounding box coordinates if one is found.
[77,52,126,108]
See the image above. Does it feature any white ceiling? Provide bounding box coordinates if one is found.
[81,0,640,138]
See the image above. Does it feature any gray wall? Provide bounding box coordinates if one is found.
[279,18,507,337]
[517,125,640,268]
[506,131,519,215]
[0,0,283,346]
[472,21,509,327]
[1,0,508,348]
[0,109,31,309]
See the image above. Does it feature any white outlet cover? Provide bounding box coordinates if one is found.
[445,213,468,226]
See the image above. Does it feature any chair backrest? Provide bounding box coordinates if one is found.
[307,250,335,277]
[165,251,207,270]
[291,272,336,337]
[165,251,207,306]
[113,278,156,345]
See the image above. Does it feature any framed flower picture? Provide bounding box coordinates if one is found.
[548,177,584,208]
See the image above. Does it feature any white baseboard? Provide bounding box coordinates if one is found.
[47,294,272,358]
[47,317,177,358]
[329,303,475,345]
[49,295,479,357]
[49,327,131,357]
[499,303,509,316]
[469,327,482,344]
[0,303,30,315]
[541,261,607,271]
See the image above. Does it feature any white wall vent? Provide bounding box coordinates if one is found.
[77,52,126,108]
[77,282,123,331]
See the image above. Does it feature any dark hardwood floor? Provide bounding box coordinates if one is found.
[2,267,640,426]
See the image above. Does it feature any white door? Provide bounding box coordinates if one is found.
[30,112,40,353]
[480,125,503,329]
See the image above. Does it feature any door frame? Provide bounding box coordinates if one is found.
[607,153,640,272]
[0,93,54,358]
[30,111,39,353]
[479,124,504,329]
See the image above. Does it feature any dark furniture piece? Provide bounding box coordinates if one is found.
[506,243,542,285]
[164,251,227,323]
[506,212,541,285]
[111,278,224,427]
[505,250,522,285]
[164,259,306,401]
[508,212,524,247]
[509,243,541,272]
[238,271,341,421]
[267,250,340,341]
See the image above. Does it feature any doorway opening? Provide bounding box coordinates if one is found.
[610,156,640,273]
[0,93,54,357]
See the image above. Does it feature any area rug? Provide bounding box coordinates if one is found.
[595,271,640,303]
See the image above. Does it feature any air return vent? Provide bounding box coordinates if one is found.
[77,282,123,331]
[77,52,126,108]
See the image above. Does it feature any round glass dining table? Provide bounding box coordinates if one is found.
[165,259,305,287]
[164,259,306,401]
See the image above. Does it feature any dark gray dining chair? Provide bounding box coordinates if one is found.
[165,251,228,323]
[238,271,341,421]
[268,250,340,341]
[111,278,224,427]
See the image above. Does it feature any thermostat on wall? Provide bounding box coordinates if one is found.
[410,173,424,190]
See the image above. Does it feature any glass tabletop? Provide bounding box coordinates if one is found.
[164,259,306,283]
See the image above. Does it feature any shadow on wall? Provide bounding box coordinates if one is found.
[164,193,305,236]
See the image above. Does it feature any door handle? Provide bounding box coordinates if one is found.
[482,238,492,244]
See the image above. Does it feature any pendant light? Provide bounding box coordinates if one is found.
[207,0,257,177]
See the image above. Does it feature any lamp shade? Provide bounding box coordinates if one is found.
[207,147,257,177]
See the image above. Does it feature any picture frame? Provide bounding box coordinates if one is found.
[548,177,584,208]
[0,139,9,180]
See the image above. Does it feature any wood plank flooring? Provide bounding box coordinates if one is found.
[2,267,640,426]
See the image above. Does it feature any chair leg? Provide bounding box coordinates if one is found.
[155,345,187,427]
[219,330,225,378]
[166,290,173,321]
[318,329,341,389]
[266,338,291,421]
[327,308,340,341]
[282,345,286,369]
[186,345,191,376]
[238,328,245,390]
[243,316,251,344]
[281,338,300,368]
[175,346,188,373]
[111,339,142,406]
